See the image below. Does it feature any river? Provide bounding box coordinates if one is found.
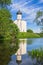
[9,38,43,65]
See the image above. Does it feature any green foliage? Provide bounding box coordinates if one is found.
[0,40,19,65]
[27,29,33,33]
[37,33,43,37]
[34,11,43,23]
[0,0,11,7]
[36,11,43,19]
[0,8,19,43]
[28,49,43,65]
[18,32,40,38]
[27,39,33,44]
[34,11,43,33]
[0,8,11,18]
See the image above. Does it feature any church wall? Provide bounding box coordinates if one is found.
[14,20,26,32]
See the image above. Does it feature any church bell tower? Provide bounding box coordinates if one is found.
[17,10,22,20]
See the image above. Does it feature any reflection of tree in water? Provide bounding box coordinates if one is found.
[27,39,33,44]
[0,40,19,65]
[19,39,26,44]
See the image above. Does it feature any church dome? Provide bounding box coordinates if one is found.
[17,10,22,14]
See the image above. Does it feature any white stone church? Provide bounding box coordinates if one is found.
[14,10,26,32]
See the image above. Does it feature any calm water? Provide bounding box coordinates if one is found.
[9,38,43,65]
[27,38,43,51]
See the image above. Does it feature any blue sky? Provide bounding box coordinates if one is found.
[10,0,43,33]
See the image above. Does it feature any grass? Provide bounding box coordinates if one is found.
[18,32,40,38]
[28,48,43,65]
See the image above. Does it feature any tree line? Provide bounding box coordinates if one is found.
[0,0,19,65]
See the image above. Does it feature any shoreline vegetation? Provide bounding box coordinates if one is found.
[28,48,43,65]
[18,32,43,38]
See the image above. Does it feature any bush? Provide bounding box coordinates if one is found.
[27,29,33,33]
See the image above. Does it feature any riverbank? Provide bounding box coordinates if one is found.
[18,32,41,38]
[37,33,43,37]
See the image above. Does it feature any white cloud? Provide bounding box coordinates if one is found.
[40,0,43,3]
[10,0,43,22]
[33,28,40,33]
[20,0,33,7]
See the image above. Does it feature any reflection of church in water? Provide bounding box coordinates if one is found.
[14,10,26,32]
[16,39,27,55]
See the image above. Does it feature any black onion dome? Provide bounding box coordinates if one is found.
[17,10,22,14]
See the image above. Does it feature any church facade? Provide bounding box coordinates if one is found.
[14,10,26,32]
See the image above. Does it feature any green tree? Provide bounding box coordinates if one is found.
[0,8,19,43]
[35,11,43,19]
[34,11,43,33]
[0,0,11,8]
[27,29,33,33]
[34,11,43,25]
